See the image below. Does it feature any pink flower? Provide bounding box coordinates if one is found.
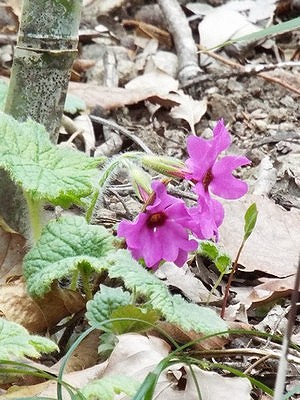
[185,119,251,201]
[188,195,224,240]
[117,180,198,269]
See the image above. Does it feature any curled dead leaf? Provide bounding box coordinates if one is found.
[0,277,85,332]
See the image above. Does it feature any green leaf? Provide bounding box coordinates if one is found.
[0,318,58,360]
[105,250,227,335]
[0,80,7,110]
[111,305,159,334]
[199,241,219,260]
[244,203,258,241]
[86,285,131,329]
[64,93,86,115]
[199,241,232,274]
[97,332,118,358]
[23,216,114,297]
[0,112,102,207]
[225,16,300,47]
[80,375,140,400]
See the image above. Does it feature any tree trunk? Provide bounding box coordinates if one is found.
[0,0,82,236]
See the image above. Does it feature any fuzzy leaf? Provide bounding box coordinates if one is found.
[0,112,102,207]
[244,203,258,241]
[105,250,227,335]
[23,216,114,297]
[0,318,58,360]
[86,285,131,329]
[111,305,160,334]
[79,375,140,400]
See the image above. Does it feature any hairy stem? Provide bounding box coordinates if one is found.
[23,192,43,243]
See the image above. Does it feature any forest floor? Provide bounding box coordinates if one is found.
[0,0,300,399]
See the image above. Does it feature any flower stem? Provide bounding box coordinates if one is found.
[70,270,79,291]
[221,240,245,318]
[23,192,43,244]
[80,270,93,301]
[206,272,225,305]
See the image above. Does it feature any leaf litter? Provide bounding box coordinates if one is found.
[0,0,300,398]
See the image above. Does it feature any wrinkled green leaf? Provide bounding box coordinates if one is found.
[111,305,159,334]
[23,216,114,297]
[0,112,102,207]
[105,250,227,335]
[0,318,58,360]
[86,285,131,329]
[199,241,232,274]
[244,203,258,241]
[64,93,86,115]
[79,376,140,400]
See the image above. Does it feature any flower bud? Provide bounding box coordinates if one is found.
[142,155,186,179]
[129,166,152,202]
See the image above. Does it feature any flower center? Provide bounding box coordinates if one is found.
[202,169,213,191]
[146,212,167,229]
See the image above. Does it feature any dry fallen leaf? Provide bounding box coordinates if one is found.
[13,333,170,399]
[125,69,179,95]
[155,363,252,400]
[68,71,178,110]
[169,92,207,134]
[0,227,25,282]
[219,194,299,277]
[247,275,296,306]
[0,277,85,332]
[156,262,220,303]
[198,7,260,50]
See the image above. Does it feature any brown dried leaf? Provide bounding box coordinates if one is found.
[156,364,252,400]
[247,275,296,306]
[169,93,207,134]
[155,321,227,351]
[219,194,299,277]
[68,73,178,110]
[63,330,100,373]
[156,262,220,303]
[17,334,170,399]
[0,227,25,282]
[123,19,172,48]
[0,277,85,332]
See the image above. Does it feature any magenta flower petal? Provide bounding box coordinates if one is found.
[188,195,224,240]
[211,155,250,199]
[213,119,231,152]
[184,120,232,183]
[117,180,198,269]
[184,119,250,209]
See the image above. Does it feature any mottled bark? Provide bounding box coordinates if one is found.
[1,0,82,236]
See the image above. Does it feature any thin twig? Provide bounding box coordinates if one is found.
[157,0,202,85]
[199,46,300,96]
[89,115,153,154]
[192,348,300,365]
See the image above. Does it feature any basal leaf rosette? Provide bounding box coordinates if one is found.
[0,318,58,360]
[0,112,103,207]
[23,216,115,297]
